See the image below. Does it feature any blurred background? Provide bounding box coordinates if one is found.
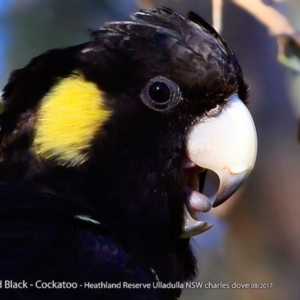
[1,0,300,299]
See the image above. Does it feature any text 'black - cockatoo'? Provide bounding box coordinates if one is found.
[0,7,257,300]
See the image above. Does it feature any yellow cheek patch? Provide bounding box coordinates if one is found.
[34,73,111,166]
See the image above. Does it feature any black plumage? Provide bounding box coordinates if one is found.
[0,7,249,300]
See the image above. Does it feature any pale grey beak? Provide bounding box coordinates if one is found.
[187,94,257,207]
[181,94,257,238]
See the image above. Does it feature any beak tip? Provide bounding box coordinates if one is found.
[212,171,249,207]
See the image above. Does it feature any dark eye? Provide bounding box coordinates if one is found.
[140,76,182,112]
[148,82,170,103]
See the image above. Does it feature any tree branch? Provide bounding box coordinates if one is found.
[212,0,223,32]
[232,0,295,35]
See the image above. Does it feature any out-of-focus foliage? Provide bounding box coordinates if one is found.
[1,0,137,75]
[277,33,300,74]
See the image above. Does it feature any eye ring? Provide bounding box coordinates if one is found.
[140,76,182,112]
